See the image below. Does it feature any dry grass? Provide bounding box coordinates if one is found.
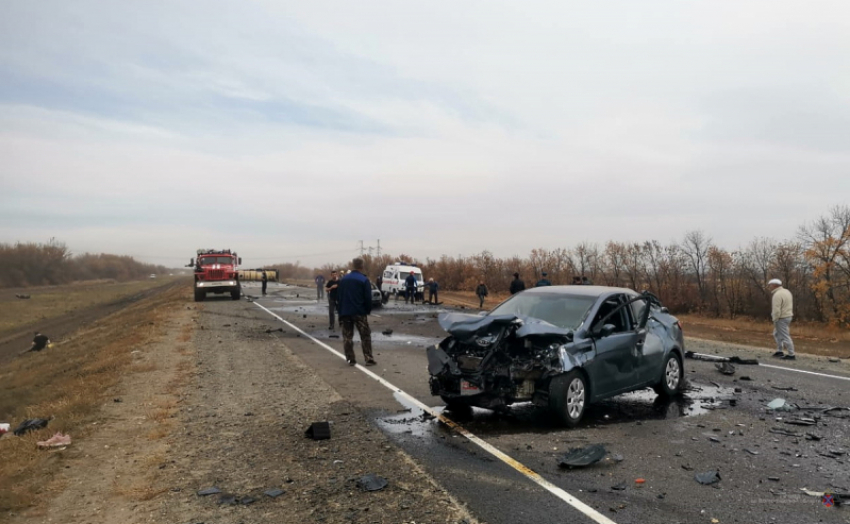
[0,277,182,336]
[0,284,189,511]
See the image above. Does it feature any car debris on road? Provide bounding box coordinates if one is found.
[558,444,608,468]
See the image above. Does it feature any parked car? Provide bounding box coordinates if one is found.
[371,283,383,308]
[149,273,157,279]
[427,286,684,426]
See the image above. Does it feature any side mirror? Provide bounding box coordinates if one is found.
[188,258,195,267]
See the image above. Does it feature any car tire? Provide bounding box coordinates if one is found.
[549,370,588,427]
[231,287,241,300]
[194,289,205,302]
[653,352,684,397]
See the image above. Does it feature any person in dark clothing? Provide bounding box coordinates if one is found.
[337,258,376,366]
[582,276,593,285]
[427,278,439,304]
[376,275,383,292]
[326,271,340,330]
[535,271,552,287]
[404,272,418,304]
[315,274,326,300]
[509,272,526,295]
[571,276,582,285]
[261,270,268,296]
[30,332,50,351]
[475,281,489,308]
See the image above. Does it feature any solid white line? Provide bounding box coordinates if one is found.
[252,302,618,524]
[758,364,850,382]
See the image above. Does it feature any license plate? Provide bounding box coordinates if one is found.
[460,380,479,396]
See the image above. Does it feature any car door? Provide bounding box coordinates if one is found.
[630,298,666,386]
[584,294,641,400]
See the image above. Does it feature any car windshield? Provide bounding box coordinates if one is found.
[199,256,233,265]
[489,293,596,330]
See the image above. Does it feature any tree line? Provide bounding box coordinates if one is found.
[0,239,168,288]
[302,206,849,326]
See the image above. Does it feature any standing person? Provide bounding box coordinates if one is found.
[767,279,795,360]
[315,273,326,300]
[509,272,526,295]
[571,276,582,285]
[427,278,439,304]
[536,271,552,287]
[405,272,418,304]
[337,258,376,366]
[376,274,383,292]
[475,280,489,309]
[325,271,340,330]
[581,276,593,285]
[261,270,268,296]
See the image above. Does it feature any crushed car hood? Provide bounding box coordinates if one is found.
[438,312,574,341]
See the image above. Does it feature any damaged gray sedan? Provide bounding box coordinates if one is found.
[427,286,685,426]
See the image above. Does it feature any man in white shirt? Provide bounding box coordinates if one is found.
[767,278,795,360]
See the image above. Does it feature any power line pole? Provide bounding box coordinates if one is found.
[359,240,365,256]
[376,239,381,257]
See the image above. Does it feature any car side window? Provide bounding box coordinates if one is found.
[593,295,630,333]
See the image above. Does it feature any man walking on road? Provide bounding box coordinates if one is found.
[326,271,340,330]
[337,258,376,367]
[768,278,795,360]
[315,273,326,300]
[509,272,526,295]
[427,278,439,304]
[476,280,488,309]
[261,270,268,296]
[405,272,418,304]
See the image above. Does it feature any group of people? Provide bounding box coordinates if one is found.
[314,262,799,367]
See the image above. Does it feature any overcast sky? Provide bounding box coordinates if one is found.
[1,1,849,268]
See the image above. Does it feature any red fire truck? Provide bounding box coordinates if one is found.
[188,249,242,302]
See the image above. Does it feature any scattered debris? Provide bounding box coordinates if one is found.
[264,488,285,498]
[769,428,803,437]
[611,482,627,491]
[357,474,388,492]
[15,294,31,299]
[635,478,646,484]
[828,358,841,363]
[694,470,721,485]
[784,418,817,426]
[240,496,256,505]
[715,362,736,375]
[197,487,222,496]
[685,351,758,365]
[744,449,759,455]
[0,423,10,435]
[805,432,823,441]
[217,493,238,506]
[36,432,71,448]
[610,453,624,463]
[558,444,607,468]
[767,476,780,481]
[767,398,796,411]
[13,418,49,436]
[771,386,798,392]
[739,376,752,381]
[265,327,283,333]
[305,421,331,440]
[382,329,393,336]
[822,407,850,419]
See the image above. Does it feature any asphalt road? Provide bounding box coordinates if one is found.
[245,282,850,524]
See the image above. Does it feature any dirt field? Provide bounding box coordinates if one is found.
[1,282,473,524]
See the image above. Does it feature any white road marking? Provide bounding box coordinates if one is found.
[253,302,618,524]
[758,364,850,382]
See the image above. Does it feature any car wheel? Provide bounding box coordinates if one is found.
[440,396,471,413]
[194,289,205,302]
[653,352,683,397]
[231,287,241,300]
[549,370,588,427]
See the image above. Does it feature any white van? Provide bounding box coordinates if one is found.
[381,263,425,297]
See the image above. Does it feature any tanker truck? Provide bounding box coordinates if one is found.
[188,249,242,302]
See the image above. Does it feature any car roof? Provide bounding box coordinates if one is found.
[521,285,638,298]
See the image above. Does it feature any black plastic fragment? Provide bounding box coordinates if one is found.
[197,487,222,496]
[240,496,256,505]
[305,421,331,440]
[715,362,736,375]
[13,418,49,436]
[217,493,238,505]
[357,474,388,492]
[558,444,607,468]
[264,488,285,498]
[611,482,626,491]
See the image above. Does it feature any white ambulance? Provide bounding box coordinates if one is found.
[381,263,425,298]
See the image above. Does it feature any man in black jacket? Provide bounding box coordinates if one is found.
[336,258,376,366]
[509,272,526,295]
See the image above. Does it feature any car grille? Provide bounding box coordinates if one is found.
[207,270,225,280]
